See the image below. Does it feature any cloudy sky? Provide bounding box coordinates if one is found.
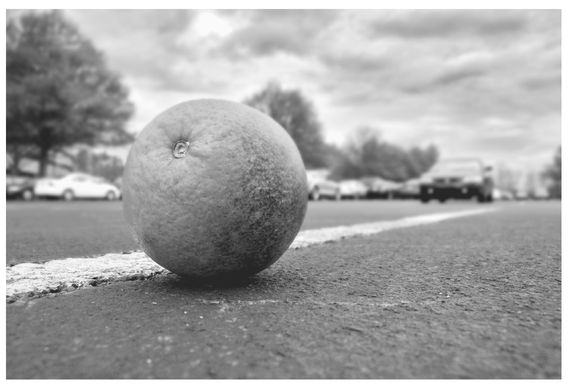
[64,9,561,171]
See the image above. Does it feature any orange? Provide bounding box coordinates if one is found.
[122,99,308,279]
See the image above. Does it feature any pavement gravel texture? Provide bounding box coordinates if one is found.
[6,202,561,378]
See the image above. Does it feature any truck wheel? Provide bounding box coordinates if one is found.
[420,196,430,203]
[477,192,487,203]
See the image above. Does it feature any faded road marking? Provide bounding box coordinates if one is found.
[290,208,496,249]
[7,207,498,300]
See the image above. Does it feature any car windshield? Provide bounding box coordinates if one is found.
[431,160,481,175]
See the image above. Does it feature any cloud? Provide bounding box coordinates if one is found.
[365,10,528,40]
[60,9,560,171]
[218,10,339,57]
[66,10,195,81]
[521,73,562,91]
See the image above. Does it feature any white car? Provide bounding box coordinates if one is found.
[34,173,121,201]
[339,179,368,199]
[306,169,341,200]
[493,188,514,201]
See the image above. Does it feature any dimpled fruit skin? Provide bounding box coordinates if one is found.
[122,99,308,279]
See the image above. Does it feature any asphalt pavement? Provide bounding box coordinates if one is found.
[5,200,561,378]
[7,199,486,264]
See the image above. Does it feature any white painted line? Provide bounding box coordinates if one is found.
[6,207,497,300]
[290,208,496,249]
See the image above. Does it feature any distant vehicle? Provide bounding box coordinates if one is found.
[34,172,121,201]
[419,158,494,203]
[514,190,529,201]
[393,178,421,199]
[6,170,36,201]
[492,188,514,201]
[306,169,340,200]
[531,186,550,200]
[339,180,368,199]
[362,177,401,199]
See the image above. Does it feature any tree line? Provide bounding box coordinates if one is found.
[6,10,437,183]
[542,146,561,198]
[244,82,439,182]
[6,11,561,196]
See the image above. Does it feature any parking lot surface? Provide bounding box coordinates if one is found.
[6,201,561,378]
[7,199,485,264]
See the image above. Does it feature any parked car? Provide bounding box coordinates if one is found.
[393,178,421,199]
[34,172,121,201]
[306,169,341,200]
[419,158,494,203]
[493,188,514,201]
[6,170,36,200]
[531,186,550,200]
[362,177,401,199]
[339,179,368,199]
[514,189,529,201]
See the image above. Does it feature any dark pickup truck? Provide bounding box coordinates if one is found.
[419,159,494,203]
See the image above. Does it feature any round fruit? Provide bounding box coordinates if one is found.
[122,99,308,279]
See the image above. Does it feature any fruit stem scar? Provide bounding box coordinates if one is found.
[173,140,190,158]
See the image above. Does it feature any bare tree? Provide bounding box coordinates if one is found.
[244,82,328,169]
